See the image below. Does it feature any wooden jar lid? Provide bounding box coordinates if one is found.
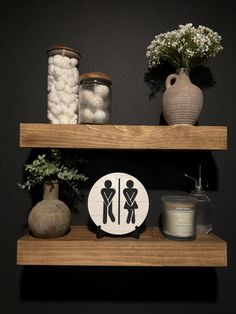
[47,45,81,59]
[80,72,112,84]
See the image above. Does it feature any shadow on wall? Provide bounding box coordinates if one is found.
[20,266,218,302]
[19,149,218,229]
[20,149,218,204]
[80,150,218,192]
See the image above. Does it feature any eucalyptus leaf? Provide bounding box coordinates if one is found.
[18,149,88,198]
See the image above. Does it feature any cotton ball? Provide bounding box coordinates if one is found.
[53,54,64,67]
[67,77,76,87]
[72,85,79,93]
[93,110,107,123]
[69,94,77,104]
[51,105,62,117]
[67,108,75,119]
[70,117,77,124]
[73,68,79,82]
[47,75,54,91]
[64,84,73,94]
[47,111,56,122]
[48,83,57,94]
[59,116,71,124]
[101,98,109,110]
[70,58,78,67]
[69,113,78,124]
[79,108,94,123]
[48,64,54,75]
[59,69,74,84]
[60,56,71,69]
[64,56,71,64]
[48,101,56,110]
[80,90,94,104]
[48,91,58,102]
[53,66,65,79]
[48,57,53,65]
[48,75,53,83]
[61,105,69,115]
[69,102,77,112]
[51,118,59,124]
[50,96,60,105]
[65,69,74,78]
[48,113,59,124]
[89,95,104,110]
[94,84,109,98]
[58,92,73,104]
[55,80,65,91]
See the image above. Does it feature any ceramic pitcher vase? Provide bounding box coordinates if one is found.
[28,180,71,238]
[162,68,203,125]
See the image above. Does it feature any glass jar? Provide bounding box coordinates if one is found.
[190,189,212,235]
[78,72,112,124]
[47,45,81,124]
[161,195,197,240]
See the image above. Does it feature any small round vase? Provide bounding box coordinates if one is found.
[162,68,203,125]
[28,180,71,238]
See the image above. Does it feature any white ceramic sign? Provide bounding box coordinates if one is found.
[88,172,149,235]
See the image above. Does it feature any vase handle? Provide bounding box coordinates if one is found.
[165,73,178,89]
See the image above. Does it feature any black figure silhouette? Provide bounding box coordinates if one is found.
[101,180,116,224]
[123,180,138,224]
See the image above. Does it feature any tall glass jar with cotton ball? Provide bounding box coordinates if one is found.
[47,45,81,124]
[78,72,112,124]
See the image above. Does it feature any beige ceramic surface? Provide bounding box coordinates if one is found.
[162,68,203,125]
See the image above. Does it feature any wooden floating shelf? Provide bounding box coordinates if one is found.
[19,123,227,150]
[17,226,227,267]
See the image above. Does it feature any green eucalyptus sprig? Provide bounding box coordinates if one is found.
[18,149,88,198]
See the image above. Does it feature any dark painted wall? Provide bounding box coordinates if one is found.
[1,1,236,313]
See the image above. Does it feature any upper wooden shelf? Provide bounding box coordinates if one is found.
[17,226,227,267]
[19,123,227,150]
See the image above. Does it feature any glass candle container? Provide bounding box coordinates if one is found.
[78,72,112,124]
[161,195,197,240]
[47,45,81,124]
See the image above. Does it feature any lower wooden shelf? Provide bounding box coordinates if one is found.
[17,226,227,267]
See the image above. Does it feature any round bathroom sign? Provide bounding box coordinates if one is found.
[88,172,149,235]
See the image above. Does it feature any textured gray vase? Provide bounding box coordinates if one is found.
[28,180,71,238]
[162,68,203,125]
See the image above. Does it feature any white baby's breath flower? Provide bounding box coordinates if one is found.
[146,23,223,68]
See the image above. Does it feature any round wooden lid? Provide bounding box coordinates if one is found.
[47,45,81,59]
[80,72,112,84]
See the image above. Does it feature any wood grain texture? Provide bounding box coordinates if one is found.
[17,226,227,266]
[19,124,227,150]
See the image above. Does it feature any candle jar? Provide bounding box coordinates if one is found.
[47,45,81,124]
[161,195,197,240]
[78,72,112,124]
